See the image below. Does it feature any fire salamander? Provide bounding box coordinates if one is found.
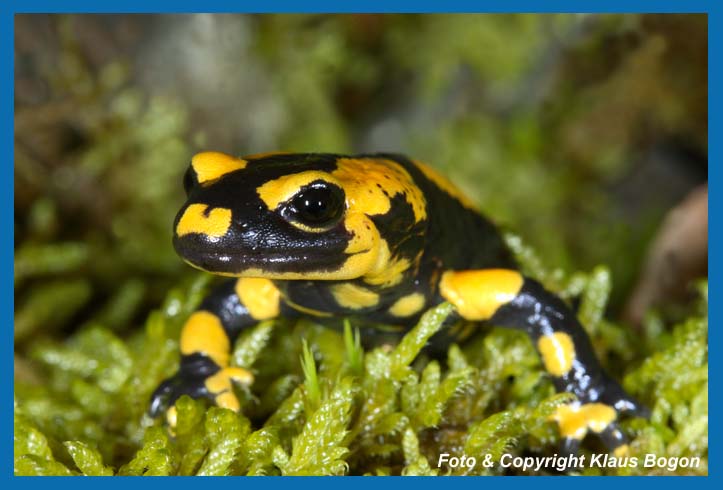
[150,151,646,455]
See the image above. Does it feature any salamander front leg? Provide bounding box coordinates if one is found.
[150,277,284,423]
[439,269,646,453]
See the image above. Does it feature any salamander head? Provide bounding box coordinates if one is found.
[174,151,427,282]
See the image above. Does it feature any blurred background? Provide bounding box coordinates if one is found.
[15,13,707,350]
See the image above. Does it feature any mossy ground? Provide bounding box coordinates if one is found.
[14,14,707,476]
[14,240,708,475]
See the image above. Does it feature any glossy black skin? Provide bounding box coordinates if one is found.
[154,153,646,452]
[489,279,647,455]
[490,281,643,409]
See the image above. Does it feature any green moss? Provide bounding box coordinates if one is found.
[13,270,708,474]
[64,441,114,476]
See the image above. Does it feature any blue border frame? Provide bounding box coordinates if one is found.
[6,1,716,486]
[707,3,716,484]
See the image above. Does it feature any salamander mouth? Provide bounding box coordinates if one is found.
[174,241,349,277]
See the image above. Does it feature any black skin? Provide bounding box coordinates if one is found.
[151,152,647,453]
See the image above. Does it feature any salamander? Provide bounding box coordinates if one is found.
[150,151,645,455]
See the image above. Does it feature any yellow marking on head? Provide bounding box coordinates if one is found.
[613,444,630,458]
[341,248,382,280]
[412,160,478,210]
[257,171,340,210]
[334,158,427,222]
[537,332,576,377]
[180,311,230,367]
[439,269,524,321]
[343,214,378,255]
[176,203,232,238]
[362,239,410,288]
[550,402,617,440]
[389,292,426,317]
[331,283,379,310]
[235,277,281,320]
[191,152,247,184]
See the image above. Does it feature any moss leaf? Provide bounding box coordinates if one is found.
[280,377,355,475]
[64,441,113,476]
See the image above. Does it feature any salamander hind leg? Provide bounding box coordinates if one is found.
[438,269,646,453]
[149,277,284,423]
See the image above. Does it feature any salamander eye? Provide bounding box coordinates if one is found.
[283,181,345,228]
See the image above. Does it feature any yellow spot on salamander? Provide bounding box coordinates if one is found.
[205,367,254,392]
[362,239,410,288]
[215,392,240,411]
[334,158,427,222]
[389,292,426,317]
[166,406,178,428]
[191,151,247,184]
[537,332,576,377]
[343,214,378,255]
[551,402,617,440]
[365,256,410,288]
[180,311,230,367]
[235,277,281,320]
[204,367,254,412]
[331,283,379,310]
[439,269,523,321]
[176,203,232,238]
